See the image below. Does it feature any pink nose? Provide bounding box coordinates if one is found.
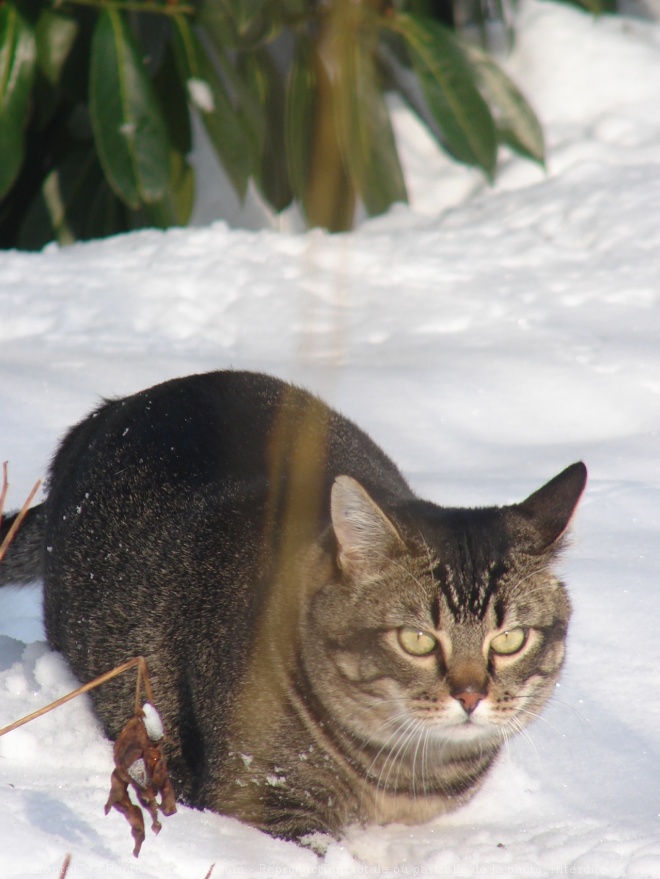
[454,689,486,715]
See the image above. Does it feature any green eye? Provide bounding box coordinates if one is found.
[490,627,527,656]
[398,627,437,656]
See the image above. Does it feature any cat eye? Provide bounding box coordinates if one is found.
[398,627,437,656]
[490,627,527,656]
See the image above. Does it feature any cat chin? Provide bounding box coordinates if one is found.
[428,720,500,747]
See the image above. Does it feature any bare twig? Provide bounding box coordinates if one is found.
[0,472,42,565]
[0,656,154,739]
[203,866,216,879]
[0,656,175,857]
[0,461,8,525]
[53,0,195,15]
[58,854,72,879]
[134,656,156,713]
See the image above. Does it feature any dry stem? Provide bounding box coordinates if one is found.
[0,656,155,739]
[0,464,42,565]
[0,461,8,522]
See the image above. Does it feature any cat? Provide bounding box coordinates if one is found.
[0,370,586,840]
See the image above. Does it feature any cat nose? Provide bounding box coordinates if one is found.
[453,687,487,715]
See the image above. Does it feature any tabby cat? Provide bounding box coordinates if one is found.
[0,371,586,840]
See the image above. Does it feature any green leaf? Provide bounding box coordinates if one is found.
[198,0,279,50]
[233,52,267,170]
[132,11,169,78]
[170,156,195,224]
[153,43,192,157]
[35,7,79,86]
[197,0,237,50]
[0,2,37,198]
[238,47,292,211]
[172,14,250,200]
[149,47,195,228]
[194,16,266,168]
[285,35,315,208]
[86,177,127,240]
[89,8,170,209]
[17,146,124,249]
[280,0,308,20]
[143,152,195,229]
[224,0,268,38]
[464,42,545,166]
[336,34,407,216]
[391,12,497,178]
[32,6,80,129]
[559,0,617,13]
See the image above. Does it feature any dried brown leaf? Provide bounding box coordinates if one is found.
[0,655,175,858]
[105,709,177,857]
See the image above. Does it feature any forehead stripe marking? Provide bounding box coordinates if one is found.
[433,560,507,622]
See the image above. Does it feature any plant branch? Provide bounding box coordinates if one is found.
[0,472,42,566]
[58,854,72,879]
[0,656,155,739]
[52,0,196,17]
[0,462,8,526]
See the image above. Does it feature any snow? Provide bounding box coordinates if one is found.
[2,1,660,875]
[142,704,165,744]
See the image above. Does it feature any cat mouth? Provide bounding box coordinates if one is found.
[453,718,485,732]
[429,716,496,744]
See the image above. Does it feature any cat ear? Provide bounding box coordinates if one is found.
[513,461,587,554]
[330,476,404,574]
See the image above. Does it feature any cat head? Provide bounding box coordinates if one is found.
[301,463,587,758]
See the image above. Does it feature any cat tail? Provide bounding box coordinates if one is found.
[0,504,45,586]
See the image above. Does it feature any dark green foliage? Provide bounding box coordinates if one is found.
[0,0,612,246]
[394,13,499,179]
[90,8,170,208]
[0,2,37,200]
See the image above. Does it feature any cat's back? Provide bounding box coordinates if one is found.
[49,371,301,494]
[43,370,412,652]
[49,370,408,504]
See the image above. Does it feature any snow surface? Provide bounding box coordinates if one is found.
[2,1,660,875]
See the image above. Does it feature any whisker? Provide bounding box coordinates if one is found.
[419,723,434,797]
[505,714,542,767]
[365,713,415,768]
[508,703,566,740]
[366,715,415,782]
[381,717,420,796]
[410,720,429,799]
[546,695,591,732]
